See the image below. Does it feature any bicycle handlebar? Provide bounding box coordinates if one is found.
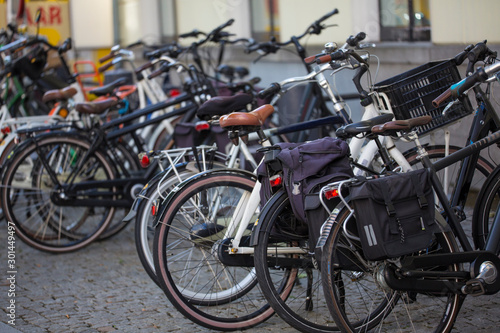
[245,9,338,57]
[433,62,500,107]
[257,82,281,99]
[314,8,339,26]
[346,32,366,47]
[179,29,206,39]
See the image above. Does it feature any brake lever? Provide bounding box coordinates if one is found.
[442,100,458,116]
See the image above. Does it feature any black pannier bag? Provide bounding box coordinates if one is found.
[349,168,439,261]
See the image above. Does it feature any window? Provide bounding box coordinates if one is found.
[379,0,430,41]
[250,0,279,41]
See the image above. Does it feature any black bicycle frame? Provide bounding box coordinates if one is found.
[44,92,200,208]
[447,85,500,211]
[426,129,500,251]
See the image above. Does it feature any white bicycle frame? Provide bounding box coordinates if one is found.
[212,55,414,255]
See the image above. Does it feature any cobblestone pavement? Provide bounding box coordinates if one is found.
[1,215,499,333]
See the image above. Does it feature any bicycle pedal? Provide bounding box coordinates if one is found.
[462,279,486,296]
[452,206,467,222]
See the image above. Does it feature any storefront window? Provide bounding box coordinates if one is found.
[379,0,430,41]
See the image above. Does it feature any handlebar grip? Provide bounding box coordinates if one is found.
[99,52,116,64]
[304,54,325,65]
[210,18,234,37]
[315,50,346,64]
[452,67,488,98]
[432,88,452,108]
[58,38,72,54]
[347,32,366,47]
[453,44,473,66]
[135,62,154,74]
[98,61,114,73]
[147,63,170,79]
[179,29,202,39]
[314,8,339,24]
[258,82,281,99]
[126,40,143,49]
[315,54,334,64]
[466,41,488,74]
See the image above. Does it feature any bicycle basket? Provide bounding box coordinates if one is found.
[373,60,473,135]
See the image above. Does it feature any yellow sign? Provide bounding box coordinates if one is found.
[25,0,70,45]
[0,0,6,30]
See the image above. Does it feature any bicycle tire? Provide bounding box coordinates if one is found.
[473,165,500,252]
[321,206,462,332]
[1,133,116,252]
[404,145,493,204]
[135,159,227,286]
[97,140,142,240]
[153,170,277,330]
[405,145,494,248]
[135,168,203,285]
[253,189,336,333]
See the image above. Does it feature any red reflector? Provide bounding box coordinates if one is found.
[195,121,210,132]
[151,204,156,216]
[1,126,11,135]
[170,89,181,97]
[324,189,339,200]
[269,174,282,187]
[140,154,150,168]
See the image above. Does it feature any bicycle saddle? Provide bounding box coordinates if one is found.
[75,97,121,114]
[219,104,274,128]
[371,115,432,136]
[89,77,128,97]
[197,93,253,120]
[42,86,78,103]
[335,114,394,139]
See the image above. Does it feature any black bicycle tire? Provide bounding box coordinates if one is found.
[473,165,500,252]
[1,134,116,252]
[97,140,142,240]
[254,189,337,333]
[321,206,462,332]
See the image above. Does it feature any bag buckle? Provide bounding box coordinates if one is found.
[386,203,396,216]
[418,195,428,208]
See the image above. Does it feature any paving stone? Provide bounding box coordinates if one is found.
[1,209,499,333]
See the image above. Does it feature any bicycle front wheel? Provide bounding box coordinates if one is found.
[473,165,500,252]
[1,134,116,252]
[153,171,275,331]
[321,206,462,333]
[254,189,336,333]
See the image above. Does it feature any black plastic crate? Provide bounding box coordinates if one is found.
[373,60,473,135]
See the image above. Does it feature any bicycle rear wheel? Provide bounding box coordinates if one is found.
[153,171,276,330]
[321,206,462,333]
[1,134,116,252]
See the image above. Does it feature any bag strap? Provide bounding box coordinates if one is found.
[379,179,399,234]
[409,172,428,208]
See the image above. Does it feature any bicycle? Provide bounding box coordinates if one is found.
[149,32,498,331]
[319,61,500,332]
[218,42,496,332]
[0,54,254,252]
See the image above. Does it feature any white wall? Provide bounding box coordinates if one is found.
[70,0,114,48]
[430,0,500,44]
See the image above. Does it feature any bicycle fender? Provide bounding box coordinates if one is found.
[314,201,348,251]
[249,189,288,247]
[153,168,256,228]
